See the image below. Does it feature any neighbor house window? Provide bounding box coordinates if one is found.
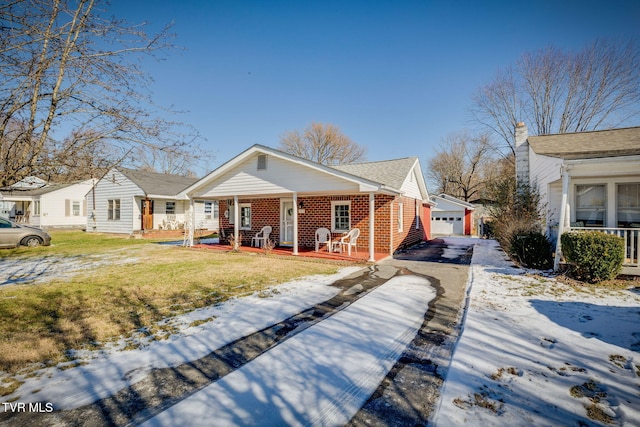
[202,201,220,220]
[108,199,120,220]
[331,201,350,232]
[239,203,251,230]
[166,201,176,215]
[575,184,606,227]
[73,201,80,216]
[33,200,41,216]
[397,203,404,232]
[617,183,640,228]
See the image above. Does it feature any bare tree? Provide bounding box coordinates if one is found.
[472,39,640,155]
[279,122,366,165]
[427,131,494,202]
[0,0,200,187]
[130,144,213,178]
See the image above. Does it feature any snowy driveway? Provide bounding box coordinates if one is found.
[141,275,436,426]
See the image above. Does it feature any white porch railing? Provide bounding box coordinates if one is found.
[569,227,640,269]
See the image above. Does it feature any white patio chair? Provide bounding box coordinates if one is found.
[315,227,332,252]
[334,228,360,256]
[251,226,272,248]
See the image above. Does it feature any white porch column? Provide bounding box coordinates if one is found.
[369,193,375,262]
[554,166,570,271]
[233,195,239,251]
[187,199,195,246]
[293,192,299,255]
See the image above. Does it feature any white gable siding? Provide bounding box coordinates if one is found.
[432,198,466,212]
[192,154,361,198]
[38,181,93,228]
[87,169,142,233]
[399,168,422,200]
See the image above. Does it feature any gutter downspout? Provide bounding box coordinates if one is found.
[553,165,571,271]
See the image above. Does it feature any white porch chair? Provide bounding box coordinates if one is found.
[333,228,360,255]
[315,227,331,252]
[251,226,272,248]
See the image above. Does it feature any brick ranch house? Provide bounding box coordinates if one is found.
[183,145,432,261]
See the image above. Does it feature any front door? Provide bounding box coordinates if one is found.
[280,200,294,246]
[141,199,154,230]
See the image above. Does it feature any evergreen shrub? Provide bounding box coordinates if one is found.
[560,231,624,283]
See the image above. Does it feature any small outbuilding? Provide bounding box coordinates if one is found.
[430,194,475,236]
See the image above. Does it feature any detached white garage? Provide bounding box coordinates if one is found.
[431,194,475,236]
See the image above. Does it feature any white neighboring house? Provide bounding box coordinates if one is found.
[87,167,218,234]
[0,177,94,229]
[515,123,640,275]
[430,194,475,236]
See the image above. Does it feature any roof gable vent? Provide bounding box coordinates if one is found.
[257,154,267,170]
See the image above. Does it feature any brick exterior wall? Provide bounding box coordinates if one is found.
[219,194,428,254]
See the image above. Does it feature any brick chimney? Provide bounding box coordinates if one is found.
[515,122,529,184]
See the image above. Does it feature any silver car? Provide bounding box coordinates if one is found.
[0,217,51,248]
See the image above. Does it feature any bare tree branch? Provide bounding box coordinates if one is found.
[279,122,366,165]
[0,0,201,186]
[471,38,640,155]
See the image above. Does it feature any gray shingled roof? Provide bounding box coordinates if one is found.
[528,126,640,159]
[0,183,74,196]
[331,157,418,191]
[117,167,199,196]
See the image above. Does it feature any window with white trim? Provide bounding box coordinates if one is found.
[617,183,640,228]
[575,184,606,227]
[108,199,120,220]
[73,201,81,216]
[33,200,41,216]
[239,203,251,230]
[331,201,350,232]
[166,201,176,215]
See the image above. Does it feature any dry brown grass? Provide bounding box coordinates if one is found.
[0,235,340,379]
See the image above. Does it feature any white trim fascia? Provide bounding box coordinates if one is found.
[145,194,189,200]
[432,194,476,210]
[184,144,387,196]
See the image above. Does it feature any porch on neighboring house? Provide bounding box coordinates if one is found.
[566,226,640,275]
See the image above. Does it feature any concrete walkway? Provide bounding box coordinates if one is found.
[141,275,436,427]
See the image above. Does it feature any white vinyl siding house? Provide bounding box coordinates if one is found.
[1,178,93,228]
[515,123,640,274]
[87,167,206,234]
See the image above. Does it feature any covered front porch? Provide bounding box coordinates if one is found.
[199,192,383,263]
[191,239,389,263]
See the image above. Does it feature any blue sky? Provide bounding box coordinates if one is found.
[110,0,640,173]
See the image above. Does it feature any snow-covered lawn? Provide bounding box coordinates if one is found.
[434,239,640,426]
[3,267,363,410]
[3,237,638,426]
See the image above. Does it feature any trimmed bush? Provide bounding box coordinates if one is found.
[561,231,624,283]
[509,231,553,270]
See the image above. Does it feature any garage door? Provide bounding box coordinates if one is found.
[431,211,463,235]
